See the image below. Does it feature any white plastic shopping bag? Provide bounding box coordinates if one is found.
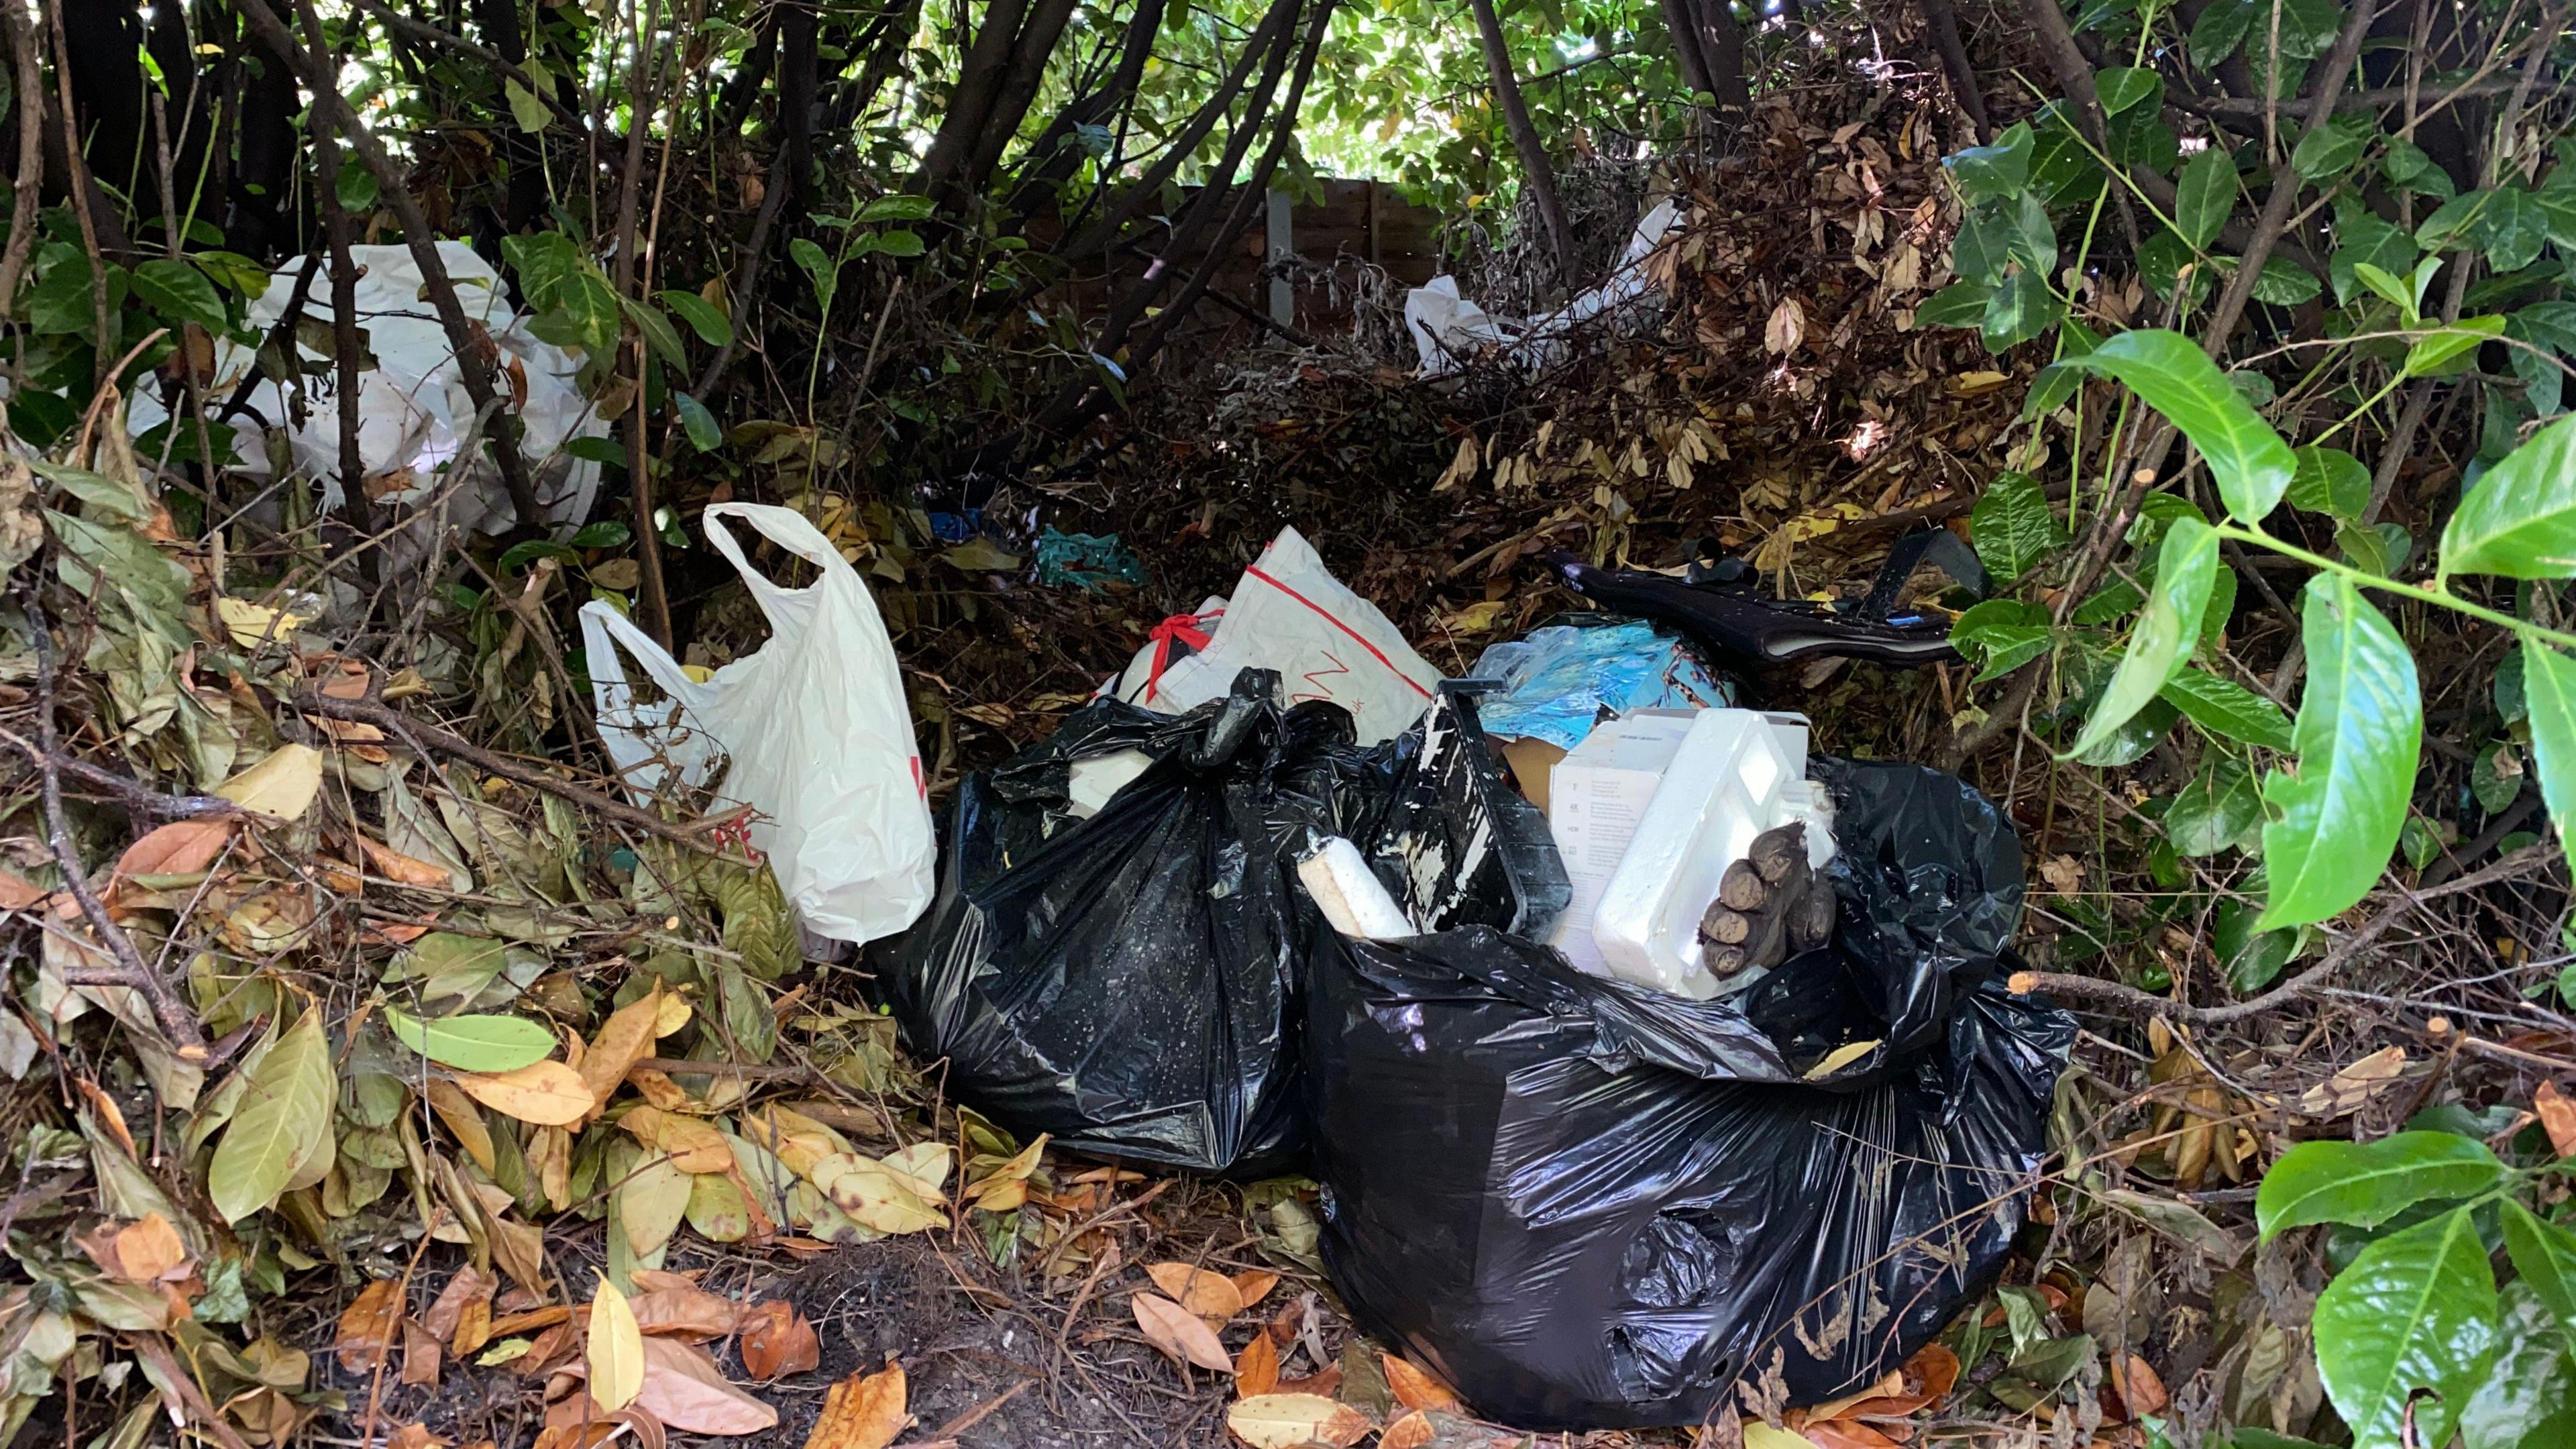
[1110,527,1440,745]
[578,504,934,944]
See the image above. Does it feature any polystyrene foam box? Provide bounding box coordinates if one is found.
[1588,709,1803,997]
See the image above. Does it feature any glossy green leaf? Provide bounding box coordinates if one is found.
[1981,269,2058,352]
[790,237,836,308]
[209,1008,337,1223]
[1949,600,2053,682]
[1945,122,2033,203]
[2257,576,2421,929]
[2332,201,2419,308]
[2313,1207,2500,1449]
[2288,445,2371,519]
[2189,0,2255,63]
[2459,1281,2576,1449]
[2167,755,2263,855]
[382,1007,558,1073]
[2521,641,2576,847]
[2097,66,2161,113]
[2257,1131,2506,1239]
[623,299,690,371]
[857,195,936,223]
[2291,115,2374,180]
[2404,314,2505,377]
[2064,329,2297,521]
[657,290,734,347]
[384,932,507,1003]
[2249,256,2323,306]
[2500,1198,2576,1354]
[2218,896,2296,988]
[1969,472,2066,581]
[2066,517,2219,759]
[1915,280,1992,328]
[2006,192,2057,276]
[2160,669,2293,750]
[133,259,228,333]
[1953,207,2012,285]
[674,391,724,453]
[2487,186,2552,273]
[2441,412,2576,578]
[2174,148,2236,250]
[336,155,380,213]
[2418,192,2487,252]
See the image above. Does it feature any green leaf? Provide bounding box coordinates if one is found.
[1970,472,2068,581]
[2067,518,2219,759]
[208,1008,336,1223]
[2218,895,2296,987]
[2174,148,2237,250]
[2288,445,2371,519]
[2332,206,2420,307]
[867,228,926,258]
[504,76,550,132]
[1949,599,2053,682]
[2405,314,2505,376]
[2471,741,2523,814]
[657,290,733,347]
[335,155,380,214]
[1915,280,1994,328]
[2522,640,2576,848]
[2313,1207,2500,1449]
[2168,755,2263,855]
[2075,696,2178,766]
[382,1008,558,1072]
[28,461,147,520]
[2257,576,2421,929]
[2258,1132,2508,1238]
[2441,412,2576,578]
[622,299,688,370]
[1953,207,2013,285]
[2250,256,2322,306]
[2487,186,2551,273]
[2292,114,2375,181]
[673,391,723,453]
[132,259,228,333]
[2190,0,2256,68]
[2006,192,2057,275]
[2383,138,2453,199]
[790,237,836,308]
[1980,269,2058,351]
[564,436,627,470]
[384,932,507,1003]
[2418,192,2487,253]
[571,521,633,549]
[1945,122,2033,204]
[2097,66,2161,114]
[2064,329,2297,521]
[857,195,936,223]
[2459,1281,2576,1449]
[2500,1198,2576,1355]
[2161,669,2294,750]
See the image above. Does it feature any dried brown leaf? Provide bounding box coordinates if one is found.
[424,1266,494,1344]
[631,1285,741,1341]
[113,819,233,884]
[400,1318,441,1386]
[1224,1393,1372,1449]
[1381,1354,1459,1413]
[1230,1270,1280,1311]
[801,1361,907,1449]
[739,1301,821,1381]
[1132,1291,1232,1372]
[335,1279,405,1375]
[452,1061,595,1126]
[1379,1410,1434,1449]
[1146,1262,1244,1320]
[1234,1330,1280,1399]
[2538,1080,2576,1159]
[633,1335,777,1435]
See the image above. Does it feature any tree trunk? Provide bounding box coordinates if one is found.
[1466,0,1578,282]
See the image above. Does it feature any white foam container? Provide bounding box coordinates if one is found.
[1589,709,1810,997]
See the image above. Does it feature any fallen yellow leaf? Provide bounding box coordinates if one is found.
[452,1060,595,1126]
[586,1273,643,1411]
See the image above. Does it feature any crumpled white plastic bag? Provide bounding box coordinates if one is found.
[580,504,935,945]
[129,241,608,534]
[1407,197,1681,375]
[1111,525,1440,745]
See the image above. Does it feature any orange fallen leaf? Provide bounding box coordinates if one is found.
[105,1213,191,1283]
[358,835,456,888]
[424,1265,494,1344]
[485,1305,574,1337]
[1903,1343,1959,1404]
[631,1285,741,1340]
[0,866,46,910]
[1230,1270,1281,1310]
[802,1360,907,1449]
[1381,1353,1460,1413]
[740,1301,820,1381]
[1132,1291,1232,1372]
[335,1279,405,1375]
[1380,1409,1434,1449]
[1276,1363,1340,1398]
[578,982,674,1122]
[400,1318,441,1386]
[452,1061,595,1126]
[1803,1421,1902,1449]
[1234,1331,1280,1398]
[2110,1353,2168,1418]
[113,819,235,882]
[2538,1081,2576,1159]
[1146,1262,1244,1320]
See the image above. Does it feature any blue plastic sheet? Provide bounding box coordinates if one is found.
[1035,527,1145,592]
[1467,620,1730,750]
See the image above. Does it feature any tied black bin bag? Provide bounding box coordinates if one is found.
[1307,756,2076,1430]
[886,670,1381,1174]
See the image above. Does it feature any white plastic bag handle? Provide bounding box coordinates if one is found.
[579,597,706,712]
[701,502,855,626]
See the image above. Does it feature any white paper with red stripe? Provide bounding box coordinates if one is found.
[578,504,935,945]
[1113,527,1441,745]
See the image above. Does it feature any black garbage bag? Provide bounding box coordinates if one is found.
[1307,755,2076,1430]
[886,669,1383,1174]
